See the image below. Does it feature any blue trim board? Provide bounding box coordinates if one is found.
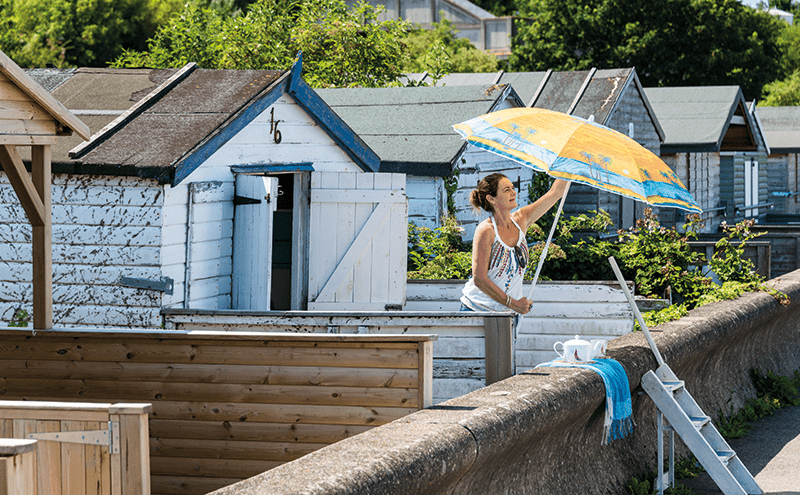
[172,71,292,185]
[231,163,314,173]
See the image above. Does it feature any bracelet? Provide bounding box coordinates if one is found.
[505,294,511,307]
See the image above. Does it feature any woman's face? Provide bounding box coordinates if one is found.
[489,178,517,211]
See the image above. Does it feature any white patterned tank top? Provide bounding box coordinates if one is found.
[460,216,529,312]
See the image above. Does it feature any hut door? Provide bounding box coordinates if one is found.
[744,159,759,217]
[232,174,278,310]
[307,172,407,310]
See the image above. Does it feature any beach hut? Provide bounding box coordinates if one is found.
[644,86,767,232]
[1,56,408,327]
[756,106,800,216]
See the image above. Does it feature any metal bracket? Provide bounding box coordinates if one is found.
[28,421,120,454]
[120,276,174,295]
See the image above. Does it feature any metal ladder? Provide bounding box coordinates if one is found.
[608,257,762,495]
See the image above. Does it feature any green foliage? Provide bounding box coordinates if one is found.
[760,69,800,106]
[444,167,460,216]
[510,0,787,99]
[0,0,162,67]
[407,216,472,280]
[624,468,698,495]
[8,308,29,327]
[617,210,709,304]
[112,0,411,89]
[751,368,800,407]
[468,0,518,16]
[400,18,498,83]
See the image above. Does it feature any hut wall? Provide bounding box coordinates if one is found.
[0,173,164,327]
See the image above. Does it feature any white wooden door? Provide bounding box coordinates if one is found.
[744,158,759,217]
[308,172,407,310]
[232,174,278,310]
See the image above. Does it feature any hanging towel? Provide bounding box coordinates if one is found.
[536,358,634,445]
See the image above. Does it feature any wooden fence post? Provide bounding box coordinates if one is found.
[0,439,38,495]
[484,315,514,385]
[109,404,151,495]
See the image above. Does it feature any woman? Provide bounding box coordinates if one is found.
[461,173,568,314]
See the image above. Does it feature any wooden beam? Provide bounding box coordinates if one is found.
[31,145,52,329]
[0,144,44,226]
[0,50,90,140]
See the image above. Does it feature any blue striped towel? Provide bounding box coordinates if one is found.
[536,357,634,444]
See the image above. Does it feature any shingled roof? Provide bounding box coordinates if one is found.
[316,83,523,176]
[643,86,760,153]
[407,68,663,139]
[756,106,800,154]
[22,66,180,170]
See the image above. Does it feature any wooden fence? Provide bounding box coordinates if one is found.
[0,328,436,495]
[162,310,513,403]
[0,401,150,495]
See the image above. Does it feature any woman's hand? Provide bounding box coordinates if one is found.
[509,296,533,314]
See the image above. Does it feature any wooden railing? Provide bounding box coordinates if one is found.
[0,329,436,495]
[0,401,151,495]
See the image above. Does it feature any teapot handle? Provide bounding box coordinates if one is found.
[553,341,564,359]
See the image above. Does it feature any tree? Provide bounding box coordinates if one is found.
[112,0,412,88]
[0,0,163,67]
[401,19,498,83]
[509,0,787,99]
[760,69,800,105]
[468,0,518,16]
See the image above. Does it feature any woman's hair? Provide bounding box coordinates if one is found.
[469,173,507,213]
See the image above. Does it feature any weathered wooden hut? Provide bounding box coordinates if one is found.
[407,68,664,237]
[755,105,800,216]
[643,86,767,232]
[0,51,91,330]
[2,56,409,327]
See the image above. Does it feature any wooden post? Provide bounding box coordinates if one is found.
[417,340,433,409]
[484,315,514,385]
[109,404,151,495]
[0,439,38,495]
[31,145,52,329]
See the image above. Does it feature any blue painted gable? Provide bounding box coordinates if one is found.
[173,53,378,186]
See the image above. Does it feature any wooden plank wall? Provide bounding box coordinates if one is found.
[162,311,494,404]
[0,173,164,327]
[404,280,635,373]
[0,329,435,495]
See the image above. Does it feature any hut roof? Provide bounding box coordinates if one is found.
[643,86,760,153]
[755,106,800,154]
[406,68,663,140]
[316,83,522,176]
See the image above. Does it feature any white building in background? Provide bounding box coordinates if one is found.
[348,0,515,58]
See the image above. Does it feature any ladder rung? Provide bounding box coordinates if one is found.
[689,415,710,429]
[716,450,736,465]
[662,380,685,393]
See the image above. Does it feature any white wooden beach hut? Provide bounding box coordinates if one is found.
[1,56,408,327]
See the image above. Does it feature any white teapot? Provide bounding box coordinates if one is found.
[554,335,605,363]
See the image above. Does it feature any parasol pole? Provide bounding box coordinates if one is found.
[607,255,665,367]
[526,181,570,300]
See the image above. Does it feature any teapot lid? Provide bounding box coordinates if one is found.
[565,335,589,345]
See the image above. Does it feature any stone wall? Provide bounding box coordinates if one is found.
[209,269,800,495]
